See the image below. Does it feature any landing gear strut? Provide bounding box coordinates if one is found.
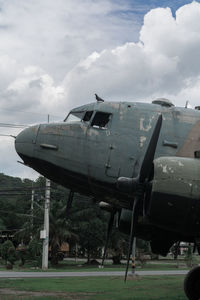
[184,266,200,300]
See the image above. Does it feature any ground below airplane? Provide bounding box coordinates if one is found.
[15,97,200,300]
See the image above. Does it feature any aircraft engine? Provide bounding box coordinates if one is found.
[148,156,200,236]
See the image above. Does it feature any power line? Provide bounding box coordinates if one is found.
[0,193,36,196]
[0,122,27,128]
[0,209,42,218]
[0,107,63,119]
[0,187,46,192]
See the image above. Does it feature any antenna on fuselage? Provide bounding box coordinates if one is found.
[95,94,105,102]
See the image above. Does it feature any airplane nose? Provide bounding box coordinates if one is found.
[15,125,40,161]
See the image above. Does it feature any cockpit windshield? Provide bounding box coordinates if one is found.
[91,112,111,129]
[64,110,111,129]
[83,111,93,122]
[64,112,85,123]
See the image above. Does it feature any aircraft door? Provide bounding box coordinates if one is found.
[105,105,138,178]
[85,111,113,181]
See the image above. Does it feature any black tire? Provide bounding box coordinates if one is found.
[184,266,200,300]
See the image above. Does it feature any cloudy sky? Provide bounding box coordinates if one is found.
[0,0,199,179]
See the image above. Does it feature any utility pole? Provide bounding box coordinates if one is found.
[42,114,51,270]
[30,188,34,240]
[42,178,51,270]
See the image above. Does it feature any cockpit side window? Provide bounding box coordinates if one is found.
[91,112,112,129]
[83,111,93,122]
[64,111,84,123]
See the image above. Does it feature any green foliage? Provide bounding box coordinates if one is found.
[0,218,6,230]
[34,181,107,265]
[0,173,155,268]
[185,243,198,268]
[69,195,107,263]
[27,238,42,267]
[0,173,38,233]
[108,227,128,264]
[1,240,17,265]
[171,242,181,260]
[17,246,27,266]
[0,173,111,266]
[28,238,42,258]
[49,193,77,265]
[136,239,151,266]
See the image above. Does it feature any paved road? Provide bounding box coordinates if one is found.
[0,270,189,278]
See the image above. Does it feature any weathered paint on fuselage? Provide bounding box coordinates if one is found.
[16,101,200,210]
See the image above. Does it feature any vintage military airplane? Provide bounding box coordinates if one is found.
[15,96,200,299]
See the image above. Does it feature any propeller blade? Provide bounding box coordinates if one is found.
[66,190,74,217]
[139,115,162,183]
[124,197,139,281]
[102,210,115,266]
[118,115,162,281]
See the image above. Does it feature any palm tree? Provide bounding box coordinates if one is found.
[49,201,77,265]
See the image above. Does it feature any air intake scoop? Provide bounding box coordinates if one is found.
[152,98,174,107]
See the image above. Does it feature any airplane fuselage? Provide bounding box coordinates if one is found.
[15,100,200,254]
[16,100,200,201]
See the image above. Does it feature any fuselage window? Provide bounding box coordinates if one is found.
[83,111,93,122]
[91,112,112,129]
[64,112,84,123]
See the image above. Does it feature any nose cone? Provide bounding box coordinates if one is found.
[15,125,39,162]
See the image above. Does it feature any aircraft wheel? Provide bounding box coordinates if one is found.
[184,266,200,300]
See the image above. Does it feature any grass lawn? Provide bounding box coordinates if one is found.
[0,275,187,299]
[0,258,191,272]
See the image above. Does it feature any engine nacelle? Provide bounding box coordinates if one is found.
[149,156,200,236]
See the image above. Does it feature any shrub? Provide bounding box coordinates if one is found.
[27,238,42,267]
[1,240,17,266]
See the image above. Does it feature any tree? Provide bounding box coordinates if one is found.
[0,174,113,267]
[136,239,151,267]
[1,240,17,268]
[69,195,107,263]
[27,238,43,267]
[49,197,77,265]
[36,178,78,265]
[109,228,128,265]
[0,173,37,235]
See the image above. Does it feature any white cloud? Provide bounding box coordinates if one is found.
[0,0,140,119]
[0,136,39,179]
[62,1,200,109]
[0,0,139,82]
[0,0,141,178]
[4,65,65,115]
